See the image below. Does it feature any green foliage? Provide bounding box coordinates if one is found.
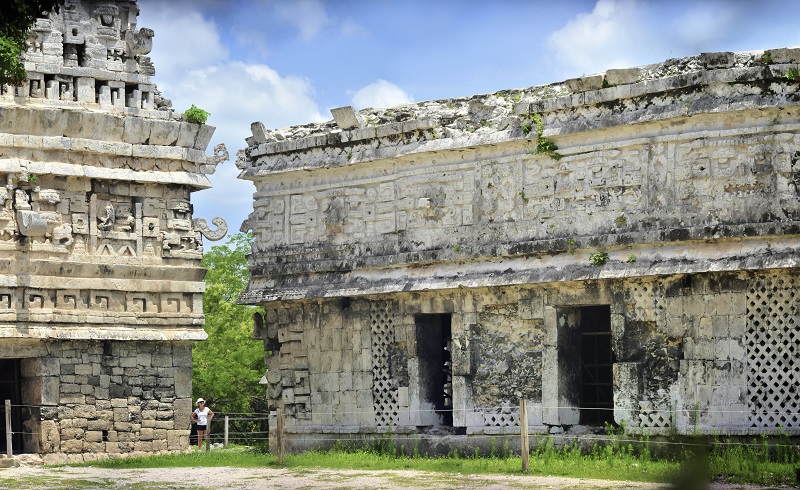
[567,237,577,254]
[193,233,265,417]
[589,252,609,266]
[786,67,800,80]
[626,253,636,263]
[81,436,800,486]
[522,113,563,160]
[0,0,64,86]
[761,51,773,65]
[185,104,211,124]
[614,214,627,227]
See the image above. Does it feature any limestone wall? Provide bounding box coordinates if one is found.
[254,268,799,452]
[0,0,226,456]
[7,339,191,463]
[243,47,800,449]
[240,48,800,303]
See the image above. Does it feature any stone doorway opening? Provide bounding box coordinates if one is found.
[415,313,453,427]
[0,359,23,453]
[578,305,614,426]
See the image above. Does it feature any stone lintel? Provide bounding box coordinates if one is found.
[239,236,800,304]
[0,326,208,341]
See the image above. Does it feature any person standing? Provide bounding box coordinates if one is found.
[191,398,214,450]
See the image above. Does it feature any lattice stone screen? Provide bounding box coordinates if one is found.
[481,406,519,427]
[370,301,399,426]
[745,274,800,428]
[627,279,672,429]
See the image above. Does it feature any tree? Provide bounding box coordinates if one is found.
[193,232,265,418]
[0,1,64,86]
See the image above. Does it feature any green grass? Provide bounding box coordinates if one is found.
[0,476,116,489]
[77,436,800,488]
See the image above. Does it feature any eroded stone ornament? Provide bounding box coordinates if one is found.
[192,217,228,241]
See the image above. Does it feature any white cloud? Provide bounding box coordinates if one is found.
[547,0,645,76]
[138,7,228,81]
[672,1,741,49]
[351,80,414,110]
[273,0,331,42]
[137,1,326,232]
[167,61,325,231]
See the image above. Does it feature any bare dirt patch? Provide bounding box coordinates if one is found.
[0,464,776,490]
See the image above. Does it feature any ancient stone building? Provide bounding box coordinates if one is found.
[0,1,227,462]
[241,48,800,452]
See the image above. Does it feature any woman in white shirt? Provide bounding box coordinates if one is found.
[191,398,214,450]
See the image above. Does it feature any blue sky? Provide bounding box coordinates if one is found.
[137,0,800,237]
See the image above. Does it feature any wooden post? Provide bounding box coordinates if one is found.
[224,416,229,449]
[520,399,529,472]
[276,410,285,465]
[5,399,12,457]
[206,418,211,452]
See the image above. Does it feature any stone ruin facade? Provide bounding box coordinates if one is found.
[241,48,800,452]
[0,1,227,462]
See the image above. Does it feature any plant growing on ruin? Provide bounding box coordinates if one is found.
[627,253,636,263]
[786,67,800,81]
[519,191,529,204]
[761,51,773,65]
[589,252,609,266]
[27,173,38,187]
[567,237,577,254]
[615,214,627,227]
[520,113,563,161]
[0,1,64,86]
[185,104,211,124]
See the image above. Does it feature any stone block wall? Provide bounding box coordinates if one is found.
[256,269,800,451]
[8,339,192,463]
[0,1,228,458]
[241,48,800,451]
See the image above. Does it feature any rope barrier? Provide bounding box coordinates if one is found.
[3,399,800,458]
[6,402,800,417]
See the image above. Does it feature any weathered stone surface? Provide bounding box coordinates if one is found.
[699,51,735,68]
[0,0,223,459]
[241,47,800,453]
[766,47,800,63]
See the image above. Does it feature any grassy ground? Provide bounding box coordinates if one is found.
[78,433,800,488]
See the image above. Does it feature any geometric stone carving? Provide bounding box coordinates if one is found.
[370,301,399,427]
[745,274,800,428]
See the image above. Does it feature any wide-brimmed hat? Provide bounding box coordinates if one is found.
[196,398,205,403]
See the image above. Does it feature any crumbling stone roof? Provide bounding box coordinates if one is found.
[241,47,800,175]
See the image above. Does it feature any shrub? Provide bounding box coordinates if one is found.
[185,104,211,124]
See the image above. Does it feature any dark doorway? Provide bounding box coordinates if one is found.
[415,314,453,426]
[579,305,614,425]
[0,359,23,453]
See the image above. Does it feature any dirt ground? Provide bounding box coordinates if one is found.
[0,464,784,490]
